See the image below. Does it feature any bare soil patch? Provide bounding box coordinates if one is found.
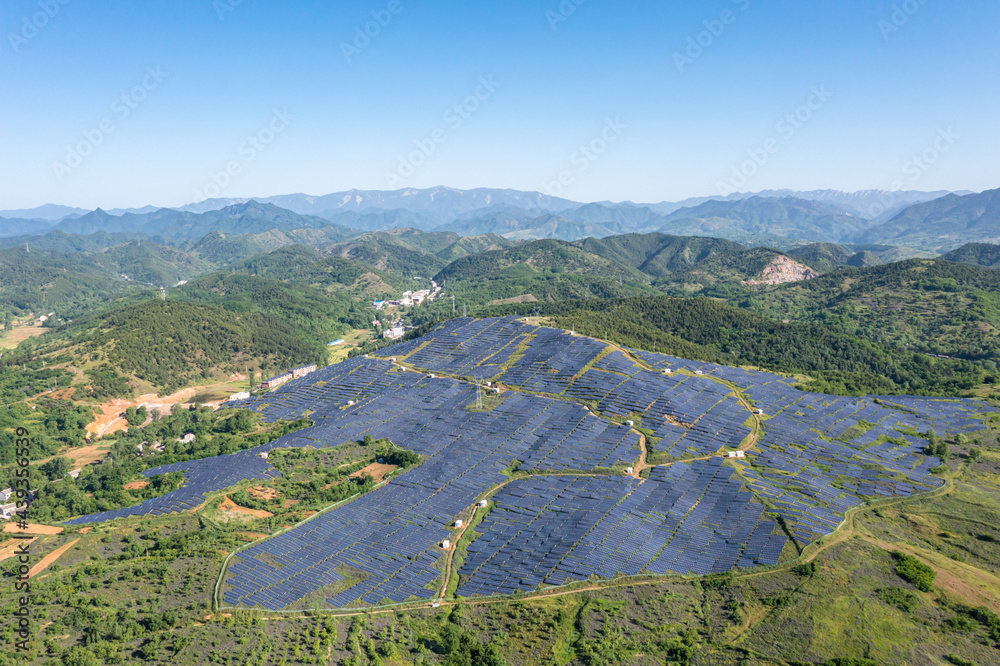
[86,398,133,438]
[350,462,398,482]
[219,496,273,519]
[247,486,281,501]
[238,532,271,541]
[4,523,63,535]
[282,499,300,509]
[0,537,37,563]
[29,538,80,578]
[123,479,151,490]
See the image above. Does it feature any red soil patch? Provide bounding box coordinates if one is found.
[123,479,151,490]
[350,462,398,483]
[218,496,273,519]
[282,499,300,509]
[4,523,63,535]
[86,398,133,438]
[29,538,80,578]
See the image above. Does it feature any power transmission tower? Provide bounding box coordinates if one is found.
[452,295,456,314]
[160,287,166,301]
[462,303,467,317]
[24,242,29,253]
[475,380,483,409]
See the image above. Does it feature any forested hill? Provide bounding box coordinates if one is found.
[941,242,1000,269]
[0,246,141,317]
[573,233,745,277]
[738,259,1000,364]
[433,239,649,283]
[483,296,986,396]
[226,245,408,294]
[74,300,327,395]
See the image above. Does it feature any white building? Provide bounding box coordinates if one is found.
[454,519,463,528]
[383,326,405,340]
[441,539,451,549]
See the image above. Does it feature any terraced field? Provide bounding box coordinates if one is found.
[64,316,995,613]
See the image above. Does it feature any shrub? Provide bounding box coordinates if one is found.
[876,587,919,612]
[891,551,936,592]
[944,655,978,666]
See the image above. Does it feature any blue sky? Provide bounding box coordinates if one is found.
[2,0,998,209]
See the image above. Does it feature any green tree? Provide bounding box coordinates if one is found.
[39,456,72,481]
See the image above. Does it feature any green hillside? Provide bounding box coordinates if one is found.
[434,239,648,283]
[942,242,1000,269]
[230,245,407,294]
[0,230,149,253]
[651,247,798,293]
[176,272,372,340]
[486,295,985,395]
[574,232,746,277]
[187,226,354,265]
[326,233,449,277]
[738,259,1000,365]
[784,242,923,272]
[0,246,144,318]
[91,240,214,286]
[76,299,327,395]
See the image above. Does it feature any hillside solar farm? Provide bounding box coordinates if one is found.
[66,316,994,613]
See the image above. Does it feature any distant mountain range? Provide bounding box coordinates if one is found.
[859,188,1000,252]
[1,186,994,252]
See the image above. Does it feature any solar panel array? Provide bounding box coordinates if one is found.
[63,316,997,611]
[457,458,784,597]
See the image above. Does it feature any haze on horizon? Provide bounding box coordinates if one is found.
[2,0,998,210]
